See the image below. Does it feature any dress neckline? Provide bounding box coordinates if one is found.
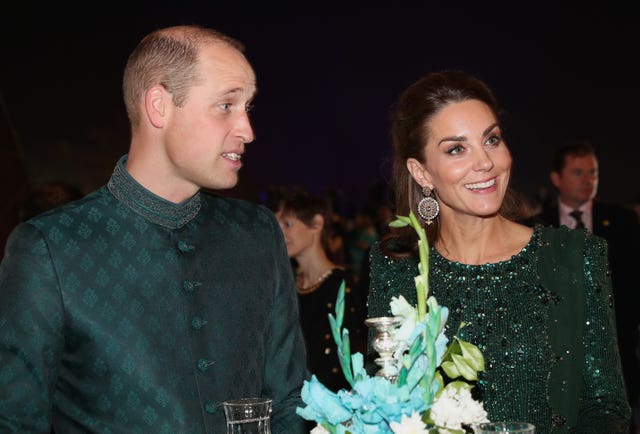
[430,225,541,269]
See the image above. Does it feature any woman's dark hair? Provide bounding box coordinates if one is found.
[384,70,523,255]
[278,189,334,254]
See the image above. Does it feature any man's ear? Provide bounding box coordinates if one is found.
[406,158,433,189]
[550,171,560,189]
[145,85,168,128]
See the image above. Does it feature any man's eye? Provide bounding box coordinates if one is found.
[219,103,231,111]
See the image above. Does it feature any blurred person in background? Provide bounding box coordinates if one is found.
[276,188,367,393]
[537,142,640,432]
[19,181,84,221]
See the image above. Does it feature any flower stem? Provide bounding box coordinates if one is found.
[409,211,429,320]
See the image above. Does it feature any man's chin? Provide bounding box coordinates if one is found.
[201,178,241,193]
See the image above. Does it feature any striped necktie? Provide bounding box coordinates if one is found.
[569,210,585,230]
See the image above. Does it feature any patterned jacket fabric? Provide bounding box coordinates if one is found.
[0,155,309,433]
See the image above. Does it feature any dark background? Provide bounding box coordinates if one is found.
[2,4,639,219]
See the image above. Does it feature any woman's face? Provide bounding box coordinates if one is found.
[412,99,511,220]
[275,211,316,258]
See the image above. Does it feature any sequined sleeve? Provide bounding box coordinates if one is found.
[367,242,419,319]
[575,234,631,433]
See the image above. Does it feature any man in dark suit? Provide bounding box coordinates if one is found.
[537,142,640,429]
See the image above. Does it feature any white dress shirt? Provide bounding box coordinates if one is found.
[558,200,593,232]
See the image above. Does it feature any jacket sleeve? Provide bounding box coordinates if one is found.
[261,212,310,434]
[0,223,63,433]
[575,234,631,433]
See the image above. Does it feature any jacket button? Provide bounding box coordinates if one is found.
[197,358,214,373]
[183,280,202,292]
[192,316,208,330]
[204,400,217,414]
[178,240,195,253]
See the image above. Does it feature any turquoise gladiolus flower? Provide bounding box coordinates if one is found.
[296,375,352,425]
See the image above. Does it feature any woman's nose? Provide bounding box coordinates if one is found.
[474,150,494,171]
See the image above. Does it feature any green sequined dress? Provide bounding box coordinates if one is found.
[367,225,630,434]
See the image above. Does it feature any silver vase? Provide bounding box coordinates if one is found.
[364,316,403,382]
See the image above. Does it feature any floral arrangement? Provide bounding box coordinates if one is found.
[296,211,489,433]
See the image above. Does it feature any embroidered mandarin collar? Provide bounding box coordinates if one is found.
[107,155,201,229]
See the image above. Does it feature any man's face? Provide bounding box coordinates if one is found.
[551,154,598,208]
[164,43,257,194]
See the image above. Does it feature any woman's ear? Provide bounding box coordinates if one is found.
[311,214,324,232]
[311,214,325,231]
[145,85,169,128]
[406,158,433,189]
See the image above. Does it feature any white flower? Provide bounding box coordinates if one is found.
[389,411,430,434]
[390,295,416,320]
[430,387,489,431]
[390,295,418,357]
[310,424,330,434]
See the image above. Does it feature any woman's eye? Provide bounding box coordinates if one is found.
[445,144,464,155]
[219,103,231,111]
[486,134,501,146]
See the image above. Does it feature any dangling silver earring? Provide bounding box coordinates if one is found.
[417,186,439,225]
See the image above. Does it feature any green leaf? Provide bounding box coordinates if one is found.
[339,329,354,386]
[389,215,411,227]
[457,338,485,372]
[450,353,478,381]
[335,280,345,326]
[320,421,337,434]
[328,314,341,347]
[328,280,355,387]
[443,380,474,393]
[441,360,460,378]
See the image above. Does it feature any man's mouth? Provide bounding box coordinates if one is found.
[222,152,242,161]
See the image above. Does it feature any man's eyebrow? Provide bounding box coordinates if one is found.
[217,86,257,100]
[218,87,244,97]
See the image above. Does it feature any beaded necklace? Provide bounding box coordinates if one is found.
[296,268,334,295]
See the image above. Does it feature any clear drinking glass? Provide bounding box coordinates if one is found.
[476,421,535,433]
[222,397,272,434]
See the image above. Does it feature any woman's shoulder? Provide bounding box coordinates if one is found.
[370,240,418,267]
[368,240,419,295]
[536,224,607,253]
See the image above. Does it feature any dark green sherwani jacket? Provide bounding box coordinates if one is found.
[0,155,309,433]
